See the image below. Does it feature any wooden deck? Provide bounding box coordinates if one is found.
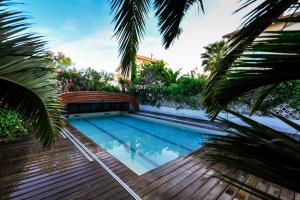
[0,114,299,199]
[66,121,300,200]
[0,136,134,200]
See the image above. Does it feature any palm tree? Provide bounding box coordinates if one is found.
[164,68,182,85]
[111,0,300,195]
[201,40,228,74]
[0,1,64,148]
[111,0,204,76]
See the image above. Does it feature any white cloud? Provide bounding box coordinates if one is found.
[45,28,120,72]
[139,0,245,74]
[36,0,257,74]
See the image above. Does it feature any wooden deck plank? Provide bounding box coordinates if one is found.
[2,160,90,192]
[158,163,210,199]
[0,136,133,199]
[280,187,295,200]
[233,175,260,200]
[186,165,232,200]
[201,170,245,200]
[294,193,300,200]
[217,171,248,200]
[170,164,223,200]
[135,157,202,197]
[143,162,207,199]
[248,179,270,200]
[267,183,281,198]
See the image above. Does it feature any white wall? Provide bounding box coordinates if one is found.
[140,104,300,135]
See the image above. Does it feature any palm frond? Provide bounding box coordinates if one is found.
[0,1,64,148]
[201,40,228,73]
[202,0,298,116]
[204,30,300,116]
[111,0,151,76]
[250,84,278,114]
[154,0,204,48]
[203,110,300,193]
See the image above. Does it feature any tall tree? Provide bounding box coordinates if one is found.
[0,1,64,147]
[201,40,228,74]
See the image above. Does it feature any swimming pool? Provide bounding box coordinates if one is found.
[68,112,221,175]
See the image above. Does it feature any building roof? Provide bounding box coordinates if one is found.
[136,54,159,63]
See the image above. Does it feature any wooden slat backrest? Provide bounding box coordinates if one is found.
[59,91,139,112]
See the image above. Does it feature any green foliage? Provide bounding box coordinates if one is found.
[164,68,182,85]
[0,108,28,141]
[46,51,120,93]
[46,51,73,70]
[129,76,208,108]
[118,77,131,92]
[131,62,138,83]
[58,67,119,92]
[137,61,167,84]
[201,40,228,73]
[0,1,64,148]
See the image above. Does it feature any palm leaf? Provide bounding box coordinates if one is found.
[111,0,151,77]
[154,0,204,48]
[204,30,300,116]
[203,110,300,193]
[202,0,298,116]
[0,1,64,148]
[250,84,278,114]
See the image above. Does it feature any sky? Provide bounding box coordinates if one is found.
[16,0,249,74]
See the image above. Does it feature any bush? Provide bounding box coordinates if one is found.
[0,108,28,142]
[128,76,208,108]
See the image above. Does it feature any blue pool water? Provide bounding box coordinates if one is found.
[68,113,215,175]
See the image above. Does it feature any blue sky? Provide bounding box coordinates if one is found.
[16,0,249,73]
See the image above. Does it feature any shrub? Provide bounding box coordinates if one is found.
[0,108,29,142]
[128,76,208,108]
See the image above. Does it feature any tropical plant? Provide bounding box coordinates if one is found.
[128,75,207,108]
[201,40,228,73]
[137,60,167,84]
[164,68,182,85]
[0,108,29,142]
[0,1,64,147]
